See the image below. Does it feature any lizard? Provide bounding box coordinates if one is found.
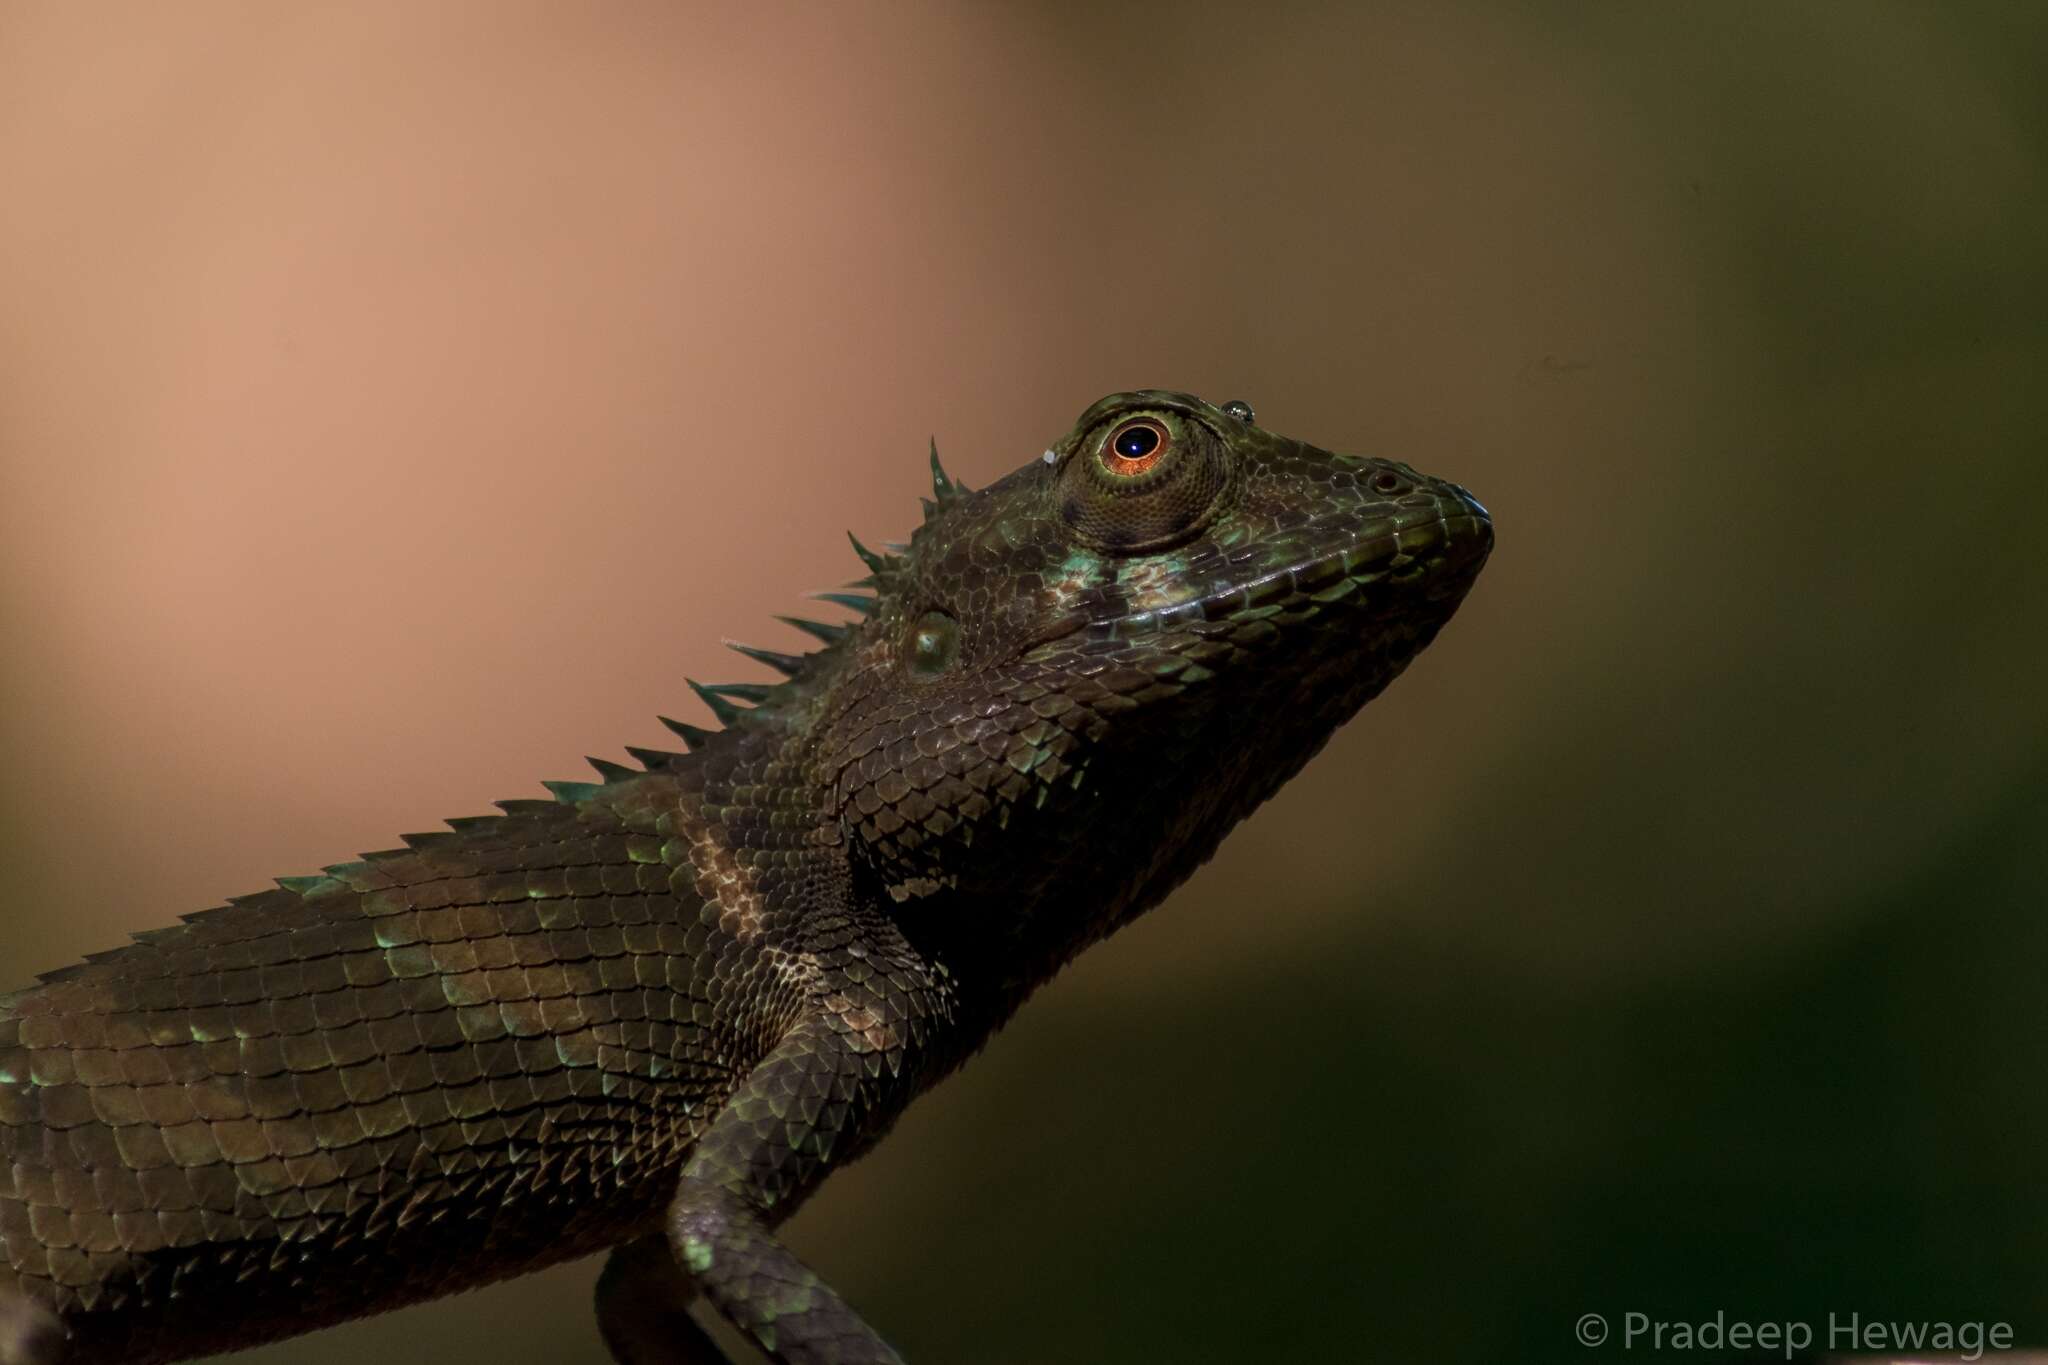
[0,389,1492,1364]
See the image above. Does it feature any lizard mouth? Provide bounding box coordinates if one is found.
[1029,491,1491,650]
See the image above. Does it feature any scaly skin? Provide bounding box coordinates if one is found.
[0,391,1492,1363]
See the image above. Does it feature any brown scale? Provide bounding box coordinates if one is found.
[0,776,779,1360]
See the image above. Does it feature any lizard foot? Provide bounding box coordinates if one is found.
[0,1293,61,1365]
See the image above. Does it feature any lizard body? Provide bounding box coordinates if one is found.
[0,391,1491,1363]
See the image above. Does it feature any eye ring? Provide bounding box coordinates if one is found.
[1099,418,1170,478]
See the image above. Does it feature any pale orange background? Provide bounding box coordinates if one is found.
[2,4,2043,1362]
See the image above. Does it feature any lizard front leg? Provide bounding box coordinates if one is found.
[596,1236,726,1365]
[611,1011,916,1365]
[667,1180,897,1365]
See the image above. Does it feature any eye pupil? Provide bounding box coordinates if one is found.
[1113,425,1160,459]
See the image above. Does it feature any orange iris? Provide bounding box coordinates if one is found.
[1101,419,1169,477]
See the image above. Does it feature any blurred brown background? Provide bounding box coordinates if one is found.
[1,3,2044,1361]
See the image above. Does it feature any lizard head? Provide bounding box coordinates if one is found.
[699,391,1490,976]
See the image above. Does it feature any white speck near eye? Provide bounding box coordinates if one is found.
[1042,449,1057,465]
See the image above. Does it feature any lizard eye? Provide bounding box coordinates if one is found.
[1058,408,1230,552]
[1101,419,1169,477]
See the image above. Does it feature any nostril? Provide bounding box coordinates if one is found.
[1370,470,1407,495]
